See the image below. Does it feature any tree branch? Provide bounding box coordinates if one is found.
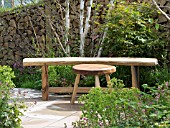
[152,0,170,21]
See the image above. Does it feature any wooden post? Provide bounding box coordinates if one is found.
[95,75,100,87]
[42,65,49,100]
[71,74,80,104]
[105,74,111,83]
[131,66,139,89]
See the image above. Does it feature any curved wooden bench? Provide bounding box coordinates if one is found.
[71,64,116,104]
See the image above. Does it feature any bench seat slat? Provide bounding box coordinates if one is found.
[23,57,158,66]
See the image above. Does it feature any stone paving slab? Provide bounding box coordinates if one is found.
[49,115,81,128]
[11,88,83,128]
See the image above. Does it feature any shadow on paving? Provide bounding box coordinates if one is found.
[47,102,83,111]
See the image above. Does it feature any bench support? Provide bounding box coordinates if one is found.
[42,65,49,100]
[131,66,139,89]
[105,74,111,83]
[95,75,100,87]
[41,65,140,101]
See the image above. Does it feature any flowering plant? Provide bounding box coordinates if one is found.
[72,78,170,127]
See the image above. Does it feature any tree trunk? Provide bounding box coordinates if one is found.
[65,0,70,55]
[97,0,114,57]
[80,0,93,57]
[80,0,85,57]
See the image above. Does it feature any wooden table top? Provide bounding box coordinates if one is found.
[73,64,116,75]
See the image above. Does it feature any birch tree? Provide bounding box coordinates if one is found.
[80,0,93,57]
[65,0,70,55]
[97,0,114,57]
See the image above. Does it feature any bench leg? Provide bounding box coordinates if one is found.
[42,65,49,101]
[105,74,111,83]
[95,75,100,87]
[131,66,140,89]
[71,74,80,104]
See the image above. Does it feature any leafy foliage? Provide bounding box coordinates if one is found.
[0,65,25,128]
[13,62,41,89]
[101,1,167,64]
[48,66,75,87]
[72,78,170,127]
[48,66,95,88]
[140,66,170,87]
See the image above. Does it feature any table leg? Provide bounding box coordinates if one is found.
[42,65,49,101]
[105,74,111,83]
[71,74,80,104]
[95,75,100,87]
[131,66,139,89]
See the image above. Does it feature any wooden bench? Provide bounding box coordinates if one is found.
[23,57,158,101]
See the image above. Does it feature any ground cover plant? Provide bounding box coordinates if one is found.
[0,65,25,128]
[72,78,170,128]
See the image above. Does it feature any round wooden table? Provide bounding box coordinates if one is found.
[71,64,116,104]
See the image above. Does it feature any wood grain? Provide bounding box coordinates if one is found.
[73,64,116,75]
[42,65,49,101]
[71,74,80,104]
[23,57,158,66]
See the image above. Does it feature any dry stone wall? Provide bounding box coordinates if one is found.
[0,4,46,65]
[0,0,109,66]
[0,0,170,66]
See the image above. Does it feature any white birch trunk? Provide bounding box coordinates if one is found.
[80,0,85,56]
[65,0,70,55]
[97,0,114,57]
[84,0,93,37]
[80,0,93,57]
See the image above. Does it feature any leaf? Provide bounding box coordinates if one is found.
[148,18,154,24]
[155,23,159,30]
[142,84,148,89]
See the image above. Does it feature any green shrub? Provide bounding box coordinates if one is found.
[48,65,75,87]
[140,66,170,87]
[48,66,94,87]
[0,65,25,128]
[95,1,168,87]
[101,1,167,65]
[13,62,41,90]
[111,66,170,88]
[72,78,170,127]
[13,64,96,90]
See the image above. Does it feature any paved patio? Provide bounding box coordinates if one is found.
[11,88,83,128]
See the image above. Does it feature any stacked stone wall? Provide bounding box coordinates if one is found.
[0,4,46,65]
